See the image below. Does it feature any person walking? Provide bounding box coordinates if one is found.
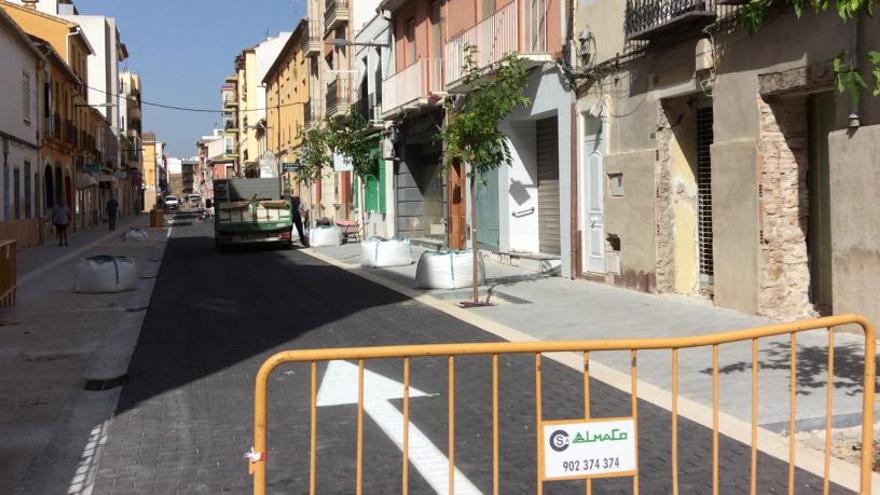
[53,200,70,246]
[290,195,308,247]
[106,196,119,230]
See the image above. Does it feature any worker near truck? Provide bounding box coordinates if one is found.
[289,195,308,247]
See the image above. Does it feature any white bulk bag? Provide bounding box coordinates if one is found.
[309,226,343,247]
[74,256,138,293]
[123,228,149,242]
[360,238,412,268]
[415,250,485,290]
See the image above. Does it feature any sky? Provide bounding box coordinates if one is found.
[74,0,306,158]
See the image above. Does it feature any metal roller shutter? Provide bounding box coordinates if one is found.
[537,117,560,255]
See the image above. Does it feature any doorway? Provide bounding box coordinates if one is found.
[537,117,560,255]
[476,167,499,250]
[807,92,834,315]
[695,102,714,295]
[583,114,605,273]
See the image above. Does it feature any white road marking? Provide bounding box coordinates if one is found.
[317,360,483,495]
[66,420,110,495]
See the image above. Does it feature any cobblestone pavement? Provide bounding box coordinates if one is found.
[0,215,163,495]
[91,223,852,494]
[312,242,872,434]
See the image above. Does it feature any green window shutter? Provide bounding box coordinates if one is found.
[353,175,359,207]
[364,174,379,212]
[378,159,387,215]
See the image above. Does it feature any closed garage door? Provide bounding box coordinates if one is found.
[537,117,560,255]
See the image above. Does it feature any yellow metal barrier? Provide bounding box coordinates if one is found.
[249,315,876,494]
[0,240,16,307]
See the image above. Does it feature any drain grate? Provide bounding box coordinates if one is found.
[84,375,128,391]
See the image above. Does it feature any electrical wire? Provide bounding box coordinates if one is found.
[84,82,309,114]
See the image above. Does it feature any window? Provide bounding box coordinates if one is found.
[24,162,31,218]
[44,82,51,119]
[482,0,496,18]
[23,71,31,124]
[13,168,21,220]
[405,18,416,66]
[431,2,442,59]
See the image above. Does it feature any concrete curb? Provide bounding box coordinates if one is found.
[302,247,877,494]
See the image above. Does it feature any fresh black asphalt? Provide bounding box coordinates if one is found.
[91,223,852,494]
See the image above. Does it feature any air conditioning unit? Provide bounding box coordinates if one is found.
[695,38,714,72]
[381,137,394,160]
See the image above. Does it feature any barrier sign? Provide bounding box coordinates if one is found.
[541,417,637,481]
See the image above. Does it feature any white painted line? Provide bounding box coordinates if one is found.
[318,360,483,495]
[66,419,109,495]
[303,248,877,494]
[62,225,172,495]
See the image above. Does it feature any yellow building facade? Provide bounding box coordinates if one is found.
[141,133,157,212]
[263,21,309,198]
[3,1,93,227]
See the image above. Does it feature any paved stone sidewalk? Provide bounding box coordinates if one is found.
[0,215,167,494]
[89,226,851,494]
[310,242,873,433]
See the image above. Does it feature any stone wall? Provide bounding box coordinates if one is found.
[756,96,815,319]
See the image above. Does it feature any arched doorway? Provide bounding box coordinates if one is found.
[64,173,73,212]
[44,163,54,209]
[54,167,63,205]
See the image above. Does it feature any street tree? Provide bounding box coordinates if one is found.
[740,0,880,103]
[441,46,531,304]
[327,112,377,234]
[296,123,332,227]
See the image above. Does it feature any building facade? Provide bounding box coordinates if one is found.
[570,1,880,324]
[0,7,44,249]
[263,21,310,205]
[351,11,393,238]
[2,0,94,237]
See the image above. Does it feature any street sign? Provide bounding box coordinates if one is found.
[317,360,482,494]
[540,417,637,481]
[282,162,298,172]
[332,152,353,172]
[85,162,101,174]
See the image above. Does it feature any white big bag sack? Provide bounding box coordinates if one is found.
[123,228,149,242]
[309,226,343,247]
[415,250,485,290]
[74,256,138,293]
[360,238,412,268]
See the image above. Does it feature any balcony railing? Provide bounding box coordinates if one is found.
[382,58,443,117]
[305,20,323,56]
[51,113,62,140]
[324,0,350,33]
[325,74,352,118]
[445,1,519,85]
[64,120,77,146]
[624,0,717,40]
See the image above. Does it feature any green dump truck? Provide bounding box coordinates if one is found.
[213,178,293,251]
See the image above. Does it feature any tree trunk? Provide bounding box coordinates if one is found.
[470,175,479,304]
[359,176,366,239]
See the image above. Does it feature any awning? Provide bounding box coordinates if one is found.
[98,174,118,185]
[76,172,98,190]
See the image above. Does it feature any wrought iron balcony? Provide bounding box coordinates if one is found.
[64,120,77,146]
[324,0,349,33]
[325,75,351,119]
[624,0,717,41]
